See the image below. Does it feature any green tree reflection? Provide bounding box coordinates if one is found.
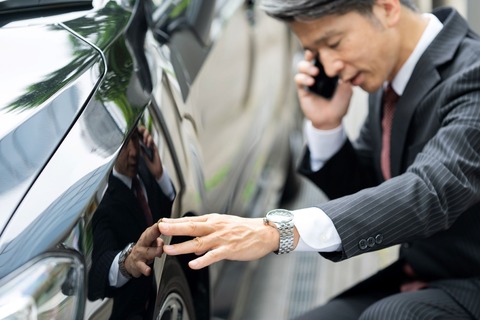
[6,1,138,128]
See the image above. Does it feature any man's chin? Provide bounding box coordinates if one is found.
[126,168,138,178]
[359,81,382,93]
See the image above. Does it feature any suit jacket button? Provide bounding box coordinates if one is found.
[358,239,367,250]
[375,234,383,244]
[367,237,375,247]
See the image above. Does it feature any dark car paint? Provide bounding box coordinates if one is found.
[0,0,151,258]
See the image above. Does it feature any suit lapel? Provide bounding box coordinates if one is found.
[389,8,469,177]
[390,65,440,177]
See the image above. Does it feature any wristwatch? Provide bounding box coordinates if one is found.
[264,209,294,255]
[118,242,135,279]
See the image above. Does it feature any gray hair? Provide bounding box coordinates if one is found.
[260,0,418,22]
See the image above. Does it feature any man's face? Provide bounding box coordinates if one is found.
[290,6,400,93]
[114,134,140,178]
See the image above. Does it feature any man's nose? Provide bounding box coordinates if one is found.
[318,50,341,78]
[127,139,140,157]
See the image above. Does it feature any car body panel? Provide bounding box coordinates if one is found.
[0,21,103,233]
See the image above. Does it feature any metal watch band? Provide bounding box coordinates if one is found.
[275,220,294,255]
[119,242,135,279]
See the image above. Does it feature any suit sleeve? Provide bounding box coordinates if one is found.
[88,203,121,300]
[314,65,480,269]
[298,93,382,200]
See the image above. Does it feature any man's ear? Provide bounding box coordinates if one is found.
[374,0,401,27]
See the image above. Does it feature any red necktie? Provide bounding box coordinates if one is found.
[132,176,153,226]
[380,84,399,180]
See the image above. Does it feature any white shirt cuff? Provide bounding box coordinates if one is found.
[293,207,341,252]
[304,120,347,171]
[156,168,175,201]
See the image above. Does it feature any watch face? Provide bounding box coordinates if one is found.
[266,209,293,223]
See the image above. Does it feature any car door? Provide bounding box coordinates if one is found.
[184,0,300,216]
[183,0,258,214]
[144,0,258,215]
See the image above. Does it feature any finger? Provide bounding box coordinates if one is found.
[304,49,316,61]
[163,236,208,256]
[294,73,315,88]
[135,260,152,277]
[139,125,148,135]
[134,241,163,259]
[159,214,216,237]
[297,60,318,76]
[195,250,208,256]
[129,247,162,277]
[138,224,161,246]
[154,237,164,248]
[188,248,224,270]
[160,220,214,238]
[146,135,153,148]
[137,125,146,136]
[138,126,152,146]
[161,215,209,224]
[126,252,151,278]
[145,245,163,261]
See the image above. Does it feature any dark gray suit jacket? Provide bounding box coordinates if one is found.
[299,7,480,314]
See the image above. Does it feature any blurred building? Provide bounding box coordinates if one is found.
[417,0,479,32]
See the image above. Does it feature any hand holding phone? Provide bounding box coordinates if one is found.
[307,58,338,99]
[139,138,154,161]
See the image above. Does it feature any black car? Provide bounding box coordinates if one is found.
[0,0,300,319]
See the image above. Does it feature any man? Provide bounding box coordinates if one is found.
[158,0,480,318]
[88,126,174,319]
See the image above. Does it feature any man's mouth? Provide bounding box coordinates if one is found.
[347,72,362,86]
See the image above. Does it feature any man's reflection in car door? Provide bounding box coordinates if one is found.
[87,124,175,320]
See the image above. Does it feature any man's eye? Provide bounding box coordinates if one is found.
[328,41,340,49]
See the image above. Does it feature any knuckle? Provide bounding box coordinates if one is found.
[208,213,220,220]
[193,237,202,249]
[188,221,197,233]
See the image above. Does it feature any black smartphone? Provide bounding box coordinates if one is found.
[307,58,338,99]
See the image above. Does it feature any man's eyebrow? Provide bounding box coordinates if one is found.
[304,30,339,51]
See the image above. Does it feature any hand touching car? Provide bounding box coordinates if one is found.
[124,223,165,277]
[158,214,299,270]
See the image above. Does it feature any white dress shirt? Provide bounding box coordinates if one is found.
[293,13,443,252]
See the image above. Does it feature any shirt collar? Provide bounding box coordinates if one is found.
[112,167,133,189]
[389,13,443,95]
